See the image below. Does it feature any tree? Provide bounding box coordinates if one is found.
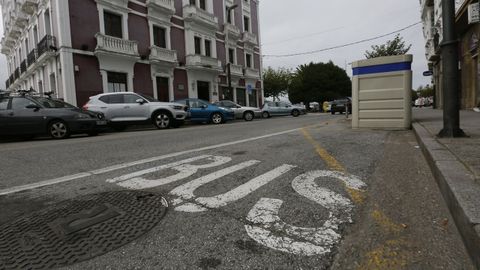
[288,61,351,106]
[416,85,434,98]
[263,67,292,101]
[364,34,412,59]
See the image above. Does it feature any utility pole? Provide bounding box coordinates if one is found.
[438,0,466,137]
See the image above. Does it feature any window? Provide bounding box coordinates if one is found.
[124,94,142,104]
[236,88,246,106]
[104,11,123,38]
[107,72,128,92]
[194,36,202,55]
[244,16,250,32]
[44,9,51,36]
[246,53,252,68]
[226,6,233,24]
[199,0,206,10]
[100,94,124,104]
[0,98,10,110]
[228,48,235,64]
[205,40,211,57]
[12,98,36,110]
[153,26,166,48]
[189,0,195,5]
[249,89,257,107]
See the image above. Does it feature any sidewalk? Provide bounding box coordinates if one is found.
[412,108,480,269]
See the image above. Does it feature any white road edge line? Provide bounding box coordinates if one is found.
[0,127,303,196]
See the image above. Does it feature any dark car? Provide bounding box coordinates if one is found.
[173,98,235,124]
[330,98,352,115]
[0,94,106,139]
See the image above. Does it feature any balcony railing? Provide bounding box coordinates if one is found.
[242,32,258,46]
[224,23,241,40]
[149,46,177,64]
[186,55,222,69]
[37,35,57,58]
[14,68,20,80]
[95,33,139,57]
[244,67,260,78]
[27,49,37,67]
[183,5,218,29]
[20,60,27,74]
[228,63,243,76]
[146,0,175,14]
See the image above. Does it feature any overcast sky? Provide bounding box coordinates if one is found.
[259,0,430,89]
[0,0,430,89]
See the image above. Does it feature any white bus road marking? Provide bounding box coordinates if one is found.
[107,155,232,190]
[0,127,303,196]
[245,170,366,256]
[174,164,296,212]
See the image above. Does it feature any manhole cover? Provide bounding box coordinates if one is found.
[0,191,167,270]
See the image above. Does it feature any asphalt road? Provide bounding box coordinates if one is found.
[0,114,474,269]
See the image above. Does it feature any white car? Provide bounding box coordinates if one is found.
[213,100,262,121]
[83,92,188,130]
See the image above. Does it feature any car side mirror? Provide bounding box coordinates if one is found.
[136,99,145,104]
[26,104,41,110]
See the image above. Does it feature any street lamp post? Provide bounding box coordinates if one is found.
[438,0,466,137]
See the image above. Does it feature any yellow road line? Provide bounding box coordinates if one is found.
[300,127,366,204]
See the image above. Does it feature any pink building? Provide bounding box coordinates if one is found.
[1,0,263,107]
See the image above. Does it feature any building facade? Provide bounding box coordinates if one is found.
[1,0,264,108]
[420,0,480,109]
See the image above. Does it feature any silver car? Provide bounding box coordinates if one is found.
[83,92,188,130]
[213,100,262,121]
[261,101,306,118]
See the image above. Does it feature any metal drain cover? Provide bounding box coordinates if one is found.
[0,191,167,270]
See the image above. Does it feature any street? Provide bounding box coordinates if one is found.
[0,114,474,269]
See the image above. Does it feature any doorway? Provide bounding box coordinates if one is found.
[197,81,210,101]
[156,77,169,102]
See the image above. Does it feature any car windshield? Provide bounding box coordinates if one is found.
[32,97,76,108]
[138,94,157,102]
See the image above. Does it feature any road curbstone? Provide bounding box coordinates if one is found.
[413,122,480,269]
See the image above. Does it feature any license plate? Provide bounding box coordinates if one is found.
[96,120,107,126]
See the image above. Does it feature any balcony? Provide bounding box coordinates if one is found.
[37,35,57,59]
[244,67,260,79]
[27,49,37,67]
[149,46,177,65]
[146,0,175,15]
[95,33,139,58]
[228,63,243,77]
[242,32,258,46]
[20,0,39,15]
[20,60,27,74]
[186,55,222,71]
[12,9,29,28]
[224,23,241,40]
[183,5,218,30]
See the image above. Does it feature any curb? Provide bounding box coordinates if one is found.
[412,122,480,269]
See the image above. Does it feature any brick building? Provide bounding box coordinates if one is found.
[1,0,263,107]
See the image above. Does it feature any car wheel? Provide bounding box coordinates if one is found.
[292,109,300,117]
[331,111,335,115]
[48,120,70,139]
[244,111,254,121]
[153,111,171,129]
[211,112,224,125]
[262,111,270,118]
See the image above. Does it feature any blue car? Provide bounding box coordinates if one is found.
[174,98,234,125]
